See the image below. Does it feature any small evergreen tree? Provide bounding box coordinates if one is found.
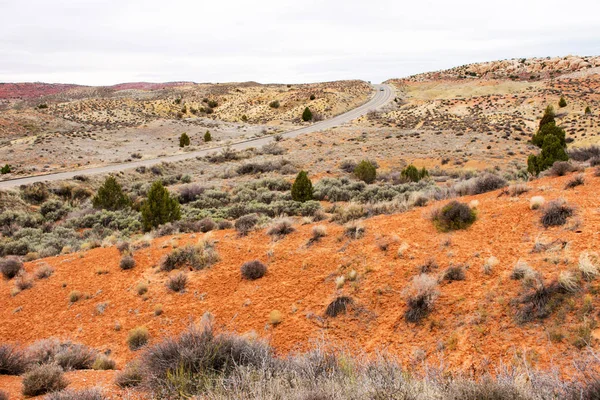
[302,107,313,122]
[204,131,212,142]
[179,133,190,148]
[531,122,566,148]
[527,135,569,175]
[0,164,11,174]
[310,94,316,100]
[558,96,567,108]
[291,171,313,202]
[539,105,556,128]
[92,176,129,210]
[141,181,181,231]
[354,160,377,184]
[401,165,429,182]
[585,106,592,115]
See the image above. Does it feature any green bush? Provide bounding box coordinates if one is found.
[354,160,377,184]
[310,94,316,100]
[291,171,313,202]
[302,107,313,122]
[269,100,280,109]
[401,165,428,182]
[528,135,569,175]
[539,105,555,128]
[558,96,567,108]
[141,181,181,231]
[127,327,150,351]
[585,106,592,115]
[432,201,476,232]
[92,176,129,211]
[179,133,190,148]
[0,164,10,174]
[204,130,212,142]
[531,122,566,148]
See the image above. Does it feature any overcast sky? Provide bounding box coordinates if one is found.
[1,0,599,85]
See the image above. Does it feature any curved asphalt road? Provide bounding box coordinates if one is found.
[0,84,395,189]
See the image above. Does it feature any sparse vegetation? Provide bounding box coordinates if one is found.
[0,344,28,375]
[564,174,584,189]
[400,165,428,182]
[160,241,219,272]
[540,199,573,227]
[127,327,150,351]
[431,201,476,232]
[166,272,188,292]
[0,257,23,280]
[45,388,107,400]
[119,255,135,270]
[266,218,295,239]
[241,260,267,280]
[92,354,116,370]
[325,296,353,317]
[235,214,259,236]
[443,265,466,281]
[404,274,439,323]
[22,364,68,397]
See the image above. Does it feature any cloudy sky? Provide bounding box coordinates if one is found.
[1,0,599,85]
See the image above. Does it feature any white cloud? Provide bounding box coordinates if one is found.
[0,0,598,84]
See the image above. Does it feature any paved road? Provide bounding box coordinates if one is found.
[0,84,395,189]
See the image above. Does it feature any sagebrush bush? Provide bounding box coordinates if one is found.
[548,161,575,177]
[92,354,116,370]
[540,200,573,227]
[115,361,143,388]
[266,218,295,239]
[515,276,561,323]
[160,242,219,272]
[325,296,354,317]
[166,272,188,292]
[27,339,96,371]
[353,160,377,184]
[14,273,33,291]
[443,265,466,281]
[418,258,438,274]
[471,173,506,194]
[119,255,135,270]
[308,225,327,245]
[22,364,68,397]
[564,174,584,189]
[432,201,476,232]
[241,260,267,280]
[530,196,545,210]
[344,221,365,240]
[0,257,23,280]
[404,274,439,323]
[235,214,259,236]
[511,261,533,280]
[45,388,107,400]
[579,252,599,281]
[128,327,150,351]
[568,145,600,162]
[0,344,28,375]
[68,291,81,303]
[34,264,54,279]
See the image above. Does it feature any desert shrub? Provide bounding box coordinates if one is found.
[446,378,530,400]
[21,183,49,204]
[140,319,272,396]
[45,388,107,400]
[471,173,506,194]
[443,265,466,281]
[218,220,233,230]
[432,201,476,232]
[291,171,313,202]
[564,174,584,189]
[401,165,428,182]
[203,131,212,142]
[344,221,365,239]
[483,256,499,275]
[354,160,377,184]
[302,107,313,121]
[579,252,599,281]
[308,225,327,245]
[266,218,295,239]
[540,200,573,227]
[40,200,69,221]
[1,164,10,174]
[160,242,219,272]
[92,354,116,370]
[27,339,96,371]
[558,271,579,293]
[559,96,567,108]
[240,260,267,280]
[22,364,68,397]
[0,257,24,280]
[568,145,600,162]
[235,214,259,236]
[339,160,357,173]
[515,276,561,323]
[0,344,28,375]
[119,255,135,270]
[115,361,143,388]
[92,176,129,211]
[511,261,533,280]
[404,274,439,323]
[325,296,354,317]
[15,273,33,291]
[127,327,150,351]
[548,161,575,177]
[179,133,190,148]
[418,258,438,274]
[269,100,280,108]
[136,282,148,296]
[528,135,569,175]
[532,122,566,149]
[141,181,181,231]
[530,196,545,210]
[0,390,6,400]
[166,272,188,292]
[178,185,205,203]
[508,184,530,196]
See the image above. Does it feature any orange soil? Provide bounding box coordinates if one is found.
[1,170,599,398]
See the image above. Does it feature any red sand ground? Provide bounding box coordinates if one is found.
[1,170,599,398]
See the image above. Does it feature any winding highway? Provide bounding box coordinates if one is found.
[0,84,394,189]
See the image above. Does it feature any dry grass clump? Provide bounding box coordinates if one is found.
[127,327,150,351]
[419,258,438,274]
[564,174,584,189]
[166,272,188,292]
[115,361,143,388]
[266,218,295,239]
[483,256,499,275]
[471,173,507,194]
[511,261,534,280]
[540,199,573,227]
[160,241,219,272]
[136,282,148,296]
[92,354,116,370]
[579,252,599,281]
[397,242,409,258]
[34,264,54,279]
[45,388,107,400]
[68,291,82,303]
[22,364,68,397]
[344,221,365,240]
[308,225,327,245]
[325,296,354,317]
[235,213,259,236]
[119,255,135,270]
[431,201,476,232]
[404,274,439,323]
[548,161,576,177]
[514,274,562,323]
[529,196,545,210]
[27,339,96,371]
[269,310,283,326]
[241,260,267,280]
[508,183,530,196]
[558,271,579,293]
[14,273,33,291]
[443,265,466,281]
[0,344,28,375]
[0,257,23,280]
